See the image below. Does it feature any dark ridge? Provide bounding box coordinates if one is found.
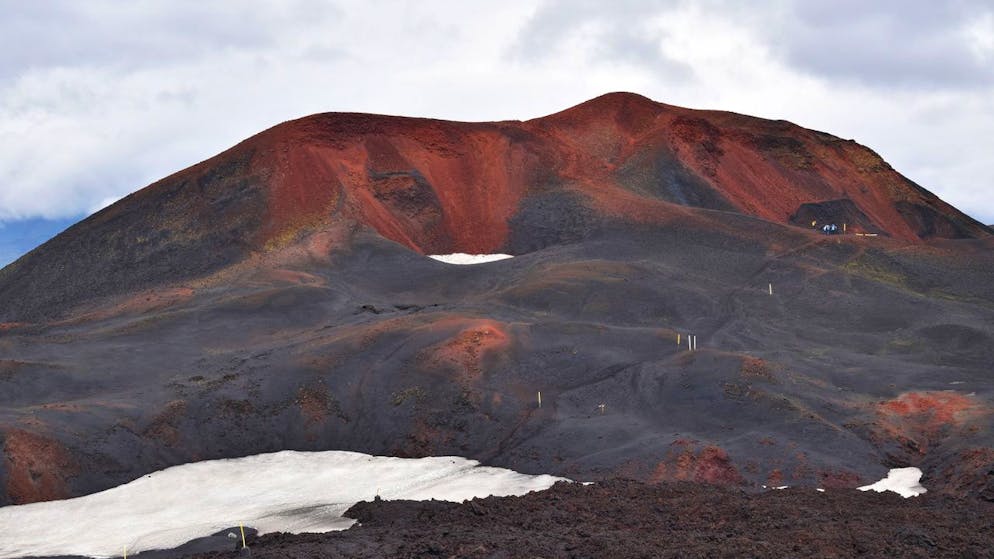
[0,148,263,322]
[895,201,975,239]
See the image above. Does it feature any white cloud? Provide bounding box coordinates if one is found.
[780,1,993,88]
[965,11,994,63]
[0,0,992,225]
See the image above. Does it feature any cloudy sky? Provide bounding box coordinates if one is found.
[1,0,992,264]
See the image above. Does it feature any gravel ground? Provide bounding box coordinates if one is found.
[196,479,994,559]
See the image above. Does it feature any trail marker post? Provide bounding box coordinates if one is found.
[240,524,247,549]
[769,283,773,296]
[537,391,542,408]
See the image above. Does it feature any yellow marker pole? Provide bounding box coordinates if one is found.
[240,524,247,549]
[677,333,681,345]
[124,546,127,559]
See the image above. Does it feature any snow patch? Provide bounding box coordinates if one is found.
[858,467,927,498]
[0,451,565,559]
[428,253,513,265]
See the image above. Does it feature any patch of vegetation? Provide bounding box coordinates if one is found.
[722,381,750,401]
[391,386,427,407]
[452,390,477,413]
[753,134,814,170]
[740,357,775,381]
[219,398,254,416]
[262,225,307,252]
[886,337,916,350]
[842,258,909,290]
[928,289,994,309]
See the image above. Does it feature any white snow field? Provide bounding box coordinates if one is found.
[0,451,565,559]
[428,253,514,265]
[858,467,927,498]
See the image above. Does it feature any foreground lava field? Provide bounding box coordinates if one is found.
[202,480,994,559]
[1,92,993,514]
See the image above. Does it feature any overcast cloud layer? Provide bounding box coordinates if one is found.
[2,0,992,231]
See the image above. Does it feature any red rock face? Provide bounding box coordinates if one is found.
[3,92,988,326]
[418,319,512,384]
[239,114,539,255]
[650,440,745,485]
[2,428,78,504]
[875,391,986,454]
[211,92,990,257]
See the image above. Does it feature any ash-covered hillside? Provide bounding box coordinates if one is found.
[1,93,992,506]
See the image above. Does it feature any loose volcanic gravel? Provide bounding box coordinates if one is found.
[195,479,994,559]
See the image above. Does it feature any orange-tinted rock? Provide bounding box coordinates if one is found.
[2,428,77,504]
[693,446,746,485]
[767,469,784,486]
[875,391,985,453]
[3,92,989,324]
[817,469,864,489]
[417,319,512,385]
[650,441,745,485]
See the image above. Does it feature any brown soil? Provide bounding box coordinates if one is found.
[2,428,77,503]
[197,480,994,559]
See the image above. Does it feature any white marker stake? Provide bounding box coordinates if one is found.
[537,391,542,408]
[693,336,697,351]
[768,283,773,295]
[688,336,692,351]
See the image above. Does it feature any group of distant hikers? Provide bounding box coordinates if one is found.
[811,220,841,235]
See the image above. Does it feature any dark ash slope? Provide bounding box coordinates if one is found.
[1,94,993,507]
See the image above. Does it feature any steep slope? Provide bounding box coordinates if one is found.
[0,93,987,323]
[1,93,993,507]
